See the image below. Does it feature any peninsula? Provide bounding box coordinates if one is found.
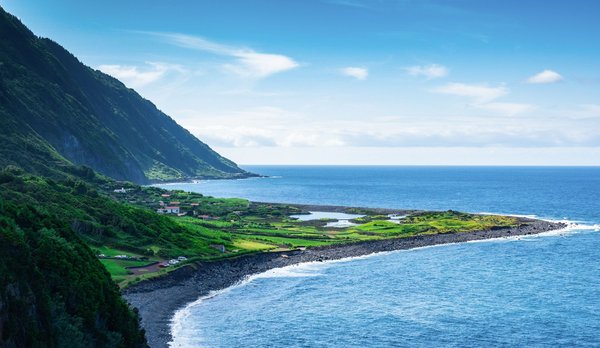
[123,204,564,347]
[107,185,564,347]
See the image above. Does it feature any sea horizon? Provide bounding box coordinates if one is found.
[237,164,600,167]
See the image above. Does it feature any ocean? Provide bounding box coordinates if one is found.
[159,166,600,347]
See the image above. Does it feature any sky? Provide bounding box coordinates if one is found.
[2,0,600,165]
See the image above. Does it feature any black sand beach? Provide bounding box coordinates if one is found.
[124,218,566,348]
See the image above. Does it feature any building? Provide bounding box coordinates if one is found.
[113,187,127,193]
[156,206,180,214]
[209,244,226,253]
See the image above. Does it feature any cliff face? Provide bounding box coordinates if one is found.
[0,6,251,184]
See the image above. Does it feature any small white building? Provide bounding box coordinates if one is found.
[156,206,180,214]
[113,187,127,193]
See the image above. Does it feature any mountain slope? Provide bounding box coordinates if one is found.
[0,6,250,184]
[0,168,148,347]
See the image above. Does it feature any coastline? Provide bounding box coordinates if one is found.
[147,172,264,185]
[123,217,566,348]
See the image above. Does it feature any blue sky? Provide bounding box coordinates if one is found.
[3,0,600,165]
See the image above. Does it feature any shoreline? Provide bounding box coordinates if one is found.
[123,218,566,348]
[147,172,265,185]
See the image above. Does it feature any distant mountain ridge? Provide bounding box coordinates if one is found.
[0,6,251,184]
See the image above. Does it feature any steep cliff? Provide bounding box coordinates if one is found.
[0,6,251,184]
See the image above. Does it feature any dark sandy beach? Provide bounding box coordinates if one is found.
[124,218,566,348]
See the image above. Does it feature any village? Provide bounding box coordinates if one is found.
[96,185,255,284]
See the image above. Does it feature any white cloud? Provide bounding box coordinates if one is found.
[191,126,346,148]
[526,69,563,84]
[432,82,508,103]
[98,62,184,88]
[340,67,368,80]
[563,104,600,119]
[220,146,600,166]
[430,83,536,116]
[579,104,600,117]
[193,126,278,147]
[222,52,299,78]
[199,123,599,149]
[280,132,346,147]
[181,106,349,148]
[150,32,299,78]
[474,102,536,116]
[405,64,449,79]
[183,105,596,149]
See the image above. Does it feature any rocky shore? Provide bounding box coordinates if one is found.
[123,218,566,348]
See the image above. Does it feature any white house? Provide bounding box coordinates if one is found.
[156,206,180,214]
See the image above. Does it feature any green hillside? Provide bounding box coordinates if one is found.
[0,167,521,289]
[0,169,147,347]
[0,6,251,184]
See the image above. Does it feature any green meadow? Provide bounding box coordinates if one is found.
[0,169,520,287]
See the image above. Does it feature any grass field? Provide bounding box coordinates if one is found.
[98,187,521,285]
[100,259,157,283]
[0,170,523,286]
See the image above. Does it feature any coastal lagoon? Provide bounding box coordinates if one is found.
[160,166,600,347]
[290,211,364,227]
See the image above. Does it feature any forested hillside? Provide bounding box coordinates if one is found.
[0,168,147,347]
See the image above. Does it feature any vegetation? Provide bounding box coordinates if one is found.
[0,167,520,285]
[0,175,147,347]
[0,5,250,184]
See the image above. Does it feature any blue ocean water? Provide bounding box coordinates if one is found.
[161,166,600,347]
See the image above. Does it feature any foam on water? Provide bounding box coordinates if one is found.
[171,226,600,347]
[169,261,332,347]
[170,217,598,347]
[477,211,540,219]
[250,263,326,279]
